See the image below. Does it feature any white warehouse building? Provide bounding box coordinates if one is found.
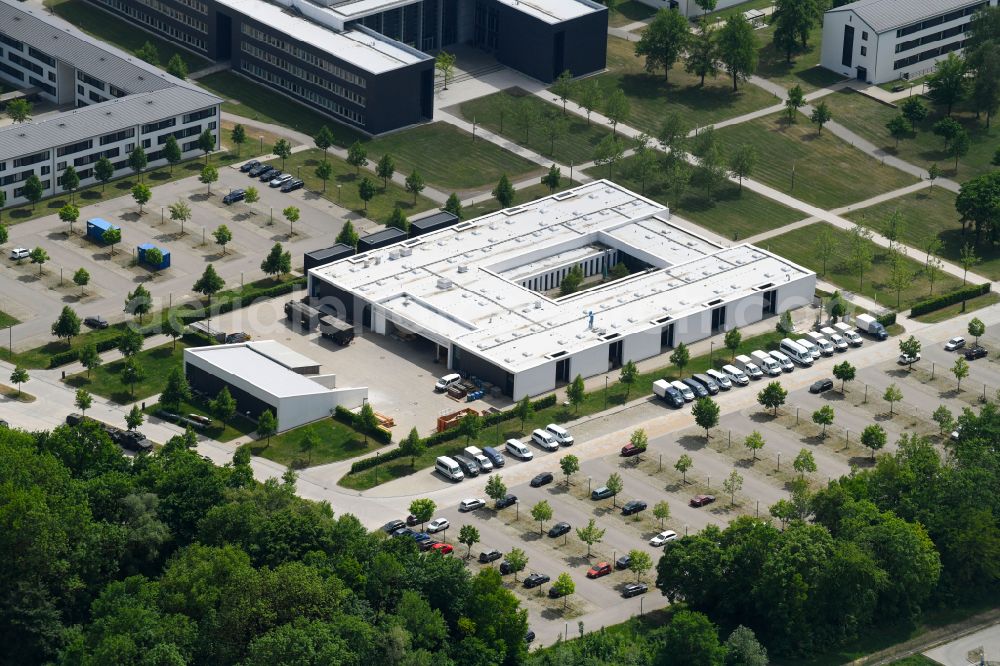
[0,0,221,207]
[308,181,817,400]
[820,0,995,85]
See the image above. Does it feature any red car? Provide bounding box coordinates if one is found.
[587,562,612,579]
[620,444,643,457]
[430,542,453,555]
[690,494,716,508]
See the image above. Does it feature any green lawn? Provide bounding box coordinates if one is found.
[196,71,364,148]
[822,88,999,180]
[754,23,844,93]
[715,112,918,209]
[65,341,188,404]
[564,36,778,134]
[586,154,804,240]
[608,0,656,27]
[0,311,20,328]
[147,398,256,444]
[366,122,542,191]
[844,187,1000,280]
[264,149,437,223]
[459,90,612,166]
[339,329,786,490]
[2,152,241,226]
[464,182,568,219]
[252,418,382,468]
[913,291,1000,323]
[45,0,210,71]
[763,222,964,312]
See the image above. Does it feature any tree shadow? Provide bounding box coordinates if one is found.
[849,456,876,467]
[677,434,706,451]
[749,412,775,423]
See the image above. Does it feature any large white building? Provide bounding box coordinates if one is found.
[308,181,816,400]
[0,0,221,206]
[184,341,368,432]
[820,0,995,85]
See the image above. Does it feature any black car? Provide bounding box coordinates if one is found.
[621,500,647,516]
[622,583,648,598]
[809,378,834,394]
[259,168,280,182]
[682,378,709,398]
[222,189,246,205]
[418,539,439,552]
[499,560,514,575]
[280,178,304,193]
[391,527,415,538]
[84,315,109,329]
[523,573,550,588]
[525,631,535,644]
[248,164,269,177]
[116,430,153,452]
[615,554,631,570]
[478,549,503,564]
[383,519,406,534]
[548,585,568,598]
[661,385,685,408]
[965,345,988,360]
[240,160,260,173]
[66,413,86,426]
[530,472,554,487]
[406,514,421,527]
[495,494,518,509]
[547,522,571,538]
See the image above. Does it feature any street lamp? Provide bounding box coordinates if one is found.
[338,184,342,204]
[259,136,263,153]
[710,340,714,365]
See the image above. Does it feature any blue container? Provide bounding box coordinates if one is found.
[138,243,171,269]
[85,218,120,243]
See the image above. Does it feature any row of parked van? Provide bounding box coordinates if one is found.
[652,323,866,407]
[435,424,574,482]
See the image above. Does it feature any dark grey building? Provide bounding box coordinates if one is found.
[83,0,606,133]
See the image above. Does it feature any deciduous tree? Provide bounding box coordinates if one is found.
[530,500,553,535]
[793,448,817,478]
[75,388,92,416]
[670,341,690,377]
[567,374,586,412]
[675,453,693,483]
[757,380,787,416]
[718,14,758,92]
[743,430,765,460]
[693,397,720,439]
[575,519,605,557]
[635,8,690,81]
[51,306,80,346]
[606,472,624,508]
[812,405,834,437]
[861,423,887,458]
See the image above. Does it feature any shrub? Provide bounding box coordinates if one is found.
[875,311,897,327]
[333,405,392,444]
[910,283,991,317]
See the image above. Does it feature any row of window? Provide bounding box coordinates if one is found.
[894,38,967,70]
[74,147,120,168]
[94,0,207,51]
[57,139,94,158]
[0,60,23,82]
[241,61,365,126]
[1,164,50,185]
[100,128,136,146]
[77,70,106,90]
[182,107,215,124]
[0,34,22,52]
[135,0,207,32]
[8,52,43,76]
[142,117,176,134]
[14,179,50,198]
[896,22,970,54]
[896,3,987,38]
[240,23,367,88]
[240,43,366,106]
[27,47,55,68]
[29,76,56,97]
[14,151,49,168]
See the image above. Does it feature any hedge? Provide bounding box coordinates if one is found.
[333,405,392,444]
[347,393,560,475]
[876,311,896,327]
[910,283,992,317]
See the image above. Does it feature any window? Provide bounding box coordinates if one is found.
[860,46,867,56]
[861,31,868,41]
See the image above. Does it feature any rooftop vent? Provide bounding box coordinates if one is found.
[457,264,468,273]
[437,278,452,289]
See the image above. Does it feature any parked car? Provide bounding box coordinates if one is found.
[426,518,450,533]
[406,514,421,526]
[945,336,966,351]
[479,549,503,564]
[531,428,559,451]
[269,173,293,188]
[615,554,631,570]
[530,472,554,487]
[435,373,462,392]
[253,165,275,179]
[622,583,648,598]
[505,439,533,460]
[548,585,569,598]
[280,178,304,193]
[898,352,921,365]
[499,560,514,575]
[620,443,643,457]
[459,498,486,512]
[965,345,988,360]
[482,446,505,467]
[84,315,109,329]
[66,413,86,426]
[547,522,571,538]
[383,519,406,534]
[525,631,535,644]
[222,188,246,204]
[495,494,518,509]
[239,160,260,173]
[391,527,414,538]
[622,500,647,516]
[705,368,733,390]
[116,430,152,452]
[258,168,279,182]
[587,562,612,578]
[9,248,30,260]
[430,542,453,555]
[523,573,550,588]
[591,486,613,500]
[248,164,269,177]
[809,378,834,394]
[721,364,750,386]
[411,532,432,543]
[545,423,574,446]
[681,377,709,398]
[690,494,716,508]
[649,530,678,546]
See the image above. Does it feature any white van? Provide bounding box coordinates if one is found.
[435,373,462,392]
[734,354,764,379]
[531,428,559,451]
[545,423,574,446]
[721,364,749,386]
[670,380,695,401]
[751,350,782,376]
[834,322,863,347]
[806,331,835,356]
[797,338,822,360]
[505,439,533,460]
[705,368,733,390]
[820,327,849,352]
[768,350,795,372]
[435,455,465,481]
[779,338,814,366]
[464,446,494,471]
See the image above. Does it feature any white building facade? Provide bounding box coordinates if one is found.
[820,0,995,85]
[0,0,221,206]
[308,181,817,400]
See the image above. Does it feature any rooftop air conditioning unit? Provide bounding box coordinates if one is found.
[437,278,451,289]
[389,250,399,260]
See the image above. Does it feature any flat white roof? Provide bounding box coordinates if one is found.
[246,340,320,371]
[215,0,427,73]
[312,181,814,373]
[492,0,598,23]
[186,343,330,398]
